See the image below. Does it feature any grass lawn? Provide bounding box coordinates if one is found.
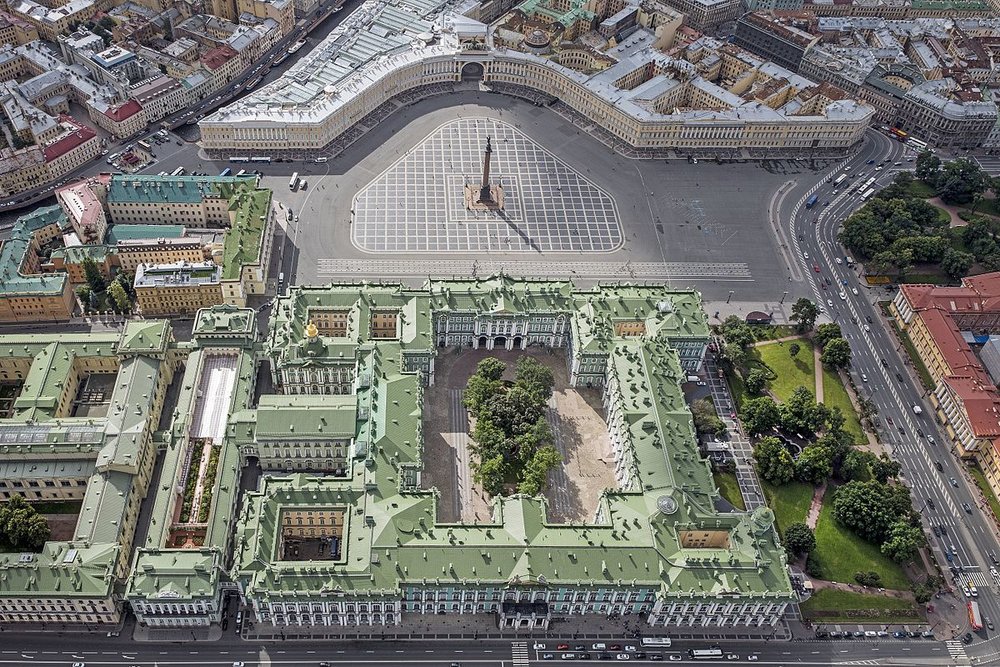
[757,337,815,402]
[713,470,746,511]
[821,368,865,444]
[811,490,909,590]
[28,499,83,515]
[905,180,937,199]
[752,325,798,342]
[723,362,749,411]
[965,198,1000,219]
[761,480,813,535]
[970,466,1000,526]
[892,321,936,391]
[800,588,920,623]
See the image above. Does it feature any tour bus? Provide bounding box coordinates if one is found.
[289,172,299,191]
[137,140,151,151]
[906,137,928,152]
[640,638,672,647]
[832,173,847,187]
[857,177,876,193]
[250,156,272,164]
[236,169,247,177]
[860,188,876,201]
[230,156,251,163]
[171,167,186,176]
[689,648,724,660]
[219,168,232,177]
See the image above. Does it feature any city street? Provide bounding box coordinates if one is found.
[783,126,996,664]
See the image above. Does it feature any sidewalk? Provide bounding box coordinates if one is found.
[702,300,794,325]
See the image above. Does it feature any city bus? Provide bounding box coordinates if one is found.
[857,177,876,193]
[640,638,672,648]
[969,601,983,631]
[833,173,847,187]
[889,127,908,141]
[289,172,299,191]
[860,188,876,202]
[906,137,928,152]
[137,140,151,151]
[689,648,724,660]
[229,156,250,163]
[805,194,819,209]
[171,167,186,176]
[250,156,272,164]
[236,169,247,177]
[219,168,232,177]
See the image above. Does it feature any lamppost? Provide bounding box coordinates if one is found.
[780,291,788,304]
[727,290,734,304]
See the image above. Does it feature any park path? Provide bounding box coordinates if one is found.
[814,345,824,402]
[805,481,826,530]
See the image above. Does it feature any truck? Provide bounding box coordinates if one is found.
[912,405,923,415]
[805,194,819,209]
[969,600,983,631]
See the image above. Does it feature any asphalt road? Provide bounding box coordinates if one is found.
[784,126,1000,664]
[0,634,957,666]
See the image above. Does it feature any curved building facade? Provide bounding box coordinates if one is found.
[200,0,873,157]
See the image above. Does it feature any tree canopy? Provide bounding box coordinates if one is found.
[753,436,795,485]
[0,496,50,552]
[741,396,781,436]
[790,298,818,333]
[783,521,816,557]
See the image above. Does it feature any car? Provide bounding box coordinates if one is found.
[814,264,821,273]
[73,664,86,667]
[668,656,683,662]
[748,657,759,662]
[580,654,591,660]
[574,645,586,651]
[852,287,859,295]
[804,252,809,259]
[867,159,876,164]
[940,525,948,536]
[894,162,902,166]
[535,644,547,650]
[863,324,871,332]
[854,631,865,637]
[928,435,936,445]
[107,630,120,637]
[593,644,606,650]
[895,373,904,382]
[610,645,621,651]
[839,292,847,300]
[879,356,887,366]
[864,631,877,638]
[877,631,889,637]
[558,644,570,650]
[827,299,834,307]
[233,663,245,667]
[561,654,575,660]
[893,631,906,638]
[862,374,868,382]
[991,566,999,578]
[599,654,612,661]
[726,655,739,661]
[835,257,842,264]
[543,654,555,660]
[989,618,996,631]
[971,586,979,597]
[950,477,959,487]
[963,632,974,644]
[926,497,936,510]
[991,551,999,565]
[615,655,630,661]
[319,663,331,666]
[624,646,636,652]
[963,502,974,514]
[935,460,943,471]
[823,201,830,206]
[649,655,664,662]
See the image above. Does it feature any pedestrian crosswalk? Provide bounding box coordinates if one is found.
[946,639,972,665]
[962,570,990,587]
[512,641,530,666]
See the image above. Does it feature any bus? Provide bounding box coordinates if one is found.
[860,188,876,201]
[219,168,232,177]
[289,172,299,191]
[689,648,724,660]
[137,140,151,151]
[906,137,928,152]
[805,194,819,209]
[640,638,672,647]
[857,177,876,193]
[969,601,983,631]
[833,174,847,187]
[171,167,186,176]
[889,127,908,141]
[236,169,247,177]
[229,156,250,163]
[250,156,272,164]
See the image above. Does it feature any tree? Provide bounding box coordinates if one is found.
[854,571,881,587]
[463,357,506,416]
[741,396,780,436]
[832,480,914,544]
[820,337,852,369]
[108,281,130,314]
[76,285,92,311]
[744,368,769,396]
[941,248,975,280]
[871,453,902,483]
[517,446,562,495]
[514,357,554,402]
[814,323,842,349]
[473,454,507,497]
[780,386,830,435]
[722,341,748,367]
[935,158,990,206]
[0,495,49,551]
[791,298,819,333]
[753,436,795,485]
[788,342,801,358]
[795,445,833,485]
[783,522,816,557]
[915,151,941,184]
[81,257,105,293]
[691,398,726,437]
[840,449,876,481]
[880,520,925,563]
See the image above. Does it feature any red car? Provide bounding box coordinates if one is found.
[557,644,570,650]
[813,265,821,273]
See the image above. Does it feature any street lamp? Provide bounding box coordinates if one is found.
[727,290,734,304]
[780,291,788,304]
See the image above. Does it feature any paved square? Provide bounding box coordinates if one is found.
[352,117,623,253]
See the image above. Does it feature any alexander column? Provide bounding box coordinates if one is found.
[465,135,504,210]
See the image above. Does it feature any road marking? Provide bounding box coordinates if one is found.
[512,641,530,667]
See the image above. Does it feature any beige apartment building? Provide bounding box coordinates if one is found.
[116,237,207,274]
[236,0,295,36]
[134,261,224,317]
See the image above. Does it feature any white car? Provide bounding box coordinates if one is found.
[804,252,810,259]
[726,656,740,661]
[863,324,871,332]
[616,655,630,661]
[861,374,868,383]
[827,299,834,307]
[852,287,859,295]
[748,657,759,662]
[668,657,683,662]
[624,646,637,652]
[534,643,547,650]
[839,292,847,300]
[835,257,842,264]
[865,630,877,637]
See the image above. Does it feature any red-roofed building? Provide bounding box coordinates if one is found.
[200,44,240,89]
[42,115,101,180]
[893,272,1000,499]
[90,98,145,139]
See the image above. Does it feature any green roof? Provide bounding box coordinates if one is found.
[221,186,271,280]
[0,205,68,297]
[107,224,185,244]
[50,245,114,264]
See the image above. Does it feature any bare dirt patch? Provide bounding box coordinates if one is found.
[422,347,615,524]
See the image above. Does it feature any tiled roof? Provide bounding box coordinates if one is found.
[42,122,96,162]
[103,99,142,122]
